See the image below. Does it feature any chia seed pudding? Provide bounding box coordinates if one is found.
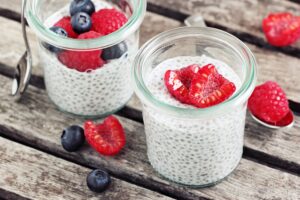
[144,55,246,186]
[38,1,139,116]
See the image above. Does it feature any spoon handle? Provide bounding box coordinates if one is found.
[11,0,32,100]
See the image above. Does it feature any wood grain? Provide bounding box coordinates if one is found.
[0,74,299,200]
[0,9,300,174]
[0,137,173,200]
[1,13,299,102]
[147,0,300,54]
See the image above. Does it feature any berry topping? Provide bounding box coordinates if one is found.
[70,0,95,16]
[189,64,236,108]
[91,8,128,35]
[50,26,68,37]
[78,30,102,39]
[87,169,111,193]
[164,64,201,104]
[84,116,126,156]
[43,26,68,53]
[58,31,104,72]
[102,41,128,60]
[61,125,85,152]
[262,12,300,47]
[248,81,290,124]
[54,16,78,38]
[71,12,92,34]
[164,64,236,108]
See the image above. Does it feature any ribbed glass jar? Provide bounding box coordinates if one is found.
[132,27,257,187]
[25,0,146,117]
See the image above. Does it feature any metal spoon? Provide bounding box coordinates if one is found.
[12,0,32,100]
[250,110,295,129]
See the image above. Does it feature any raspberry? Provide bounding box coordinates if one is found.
[54,16,78,38]
[164,64,201,104]
[248,81,290,124]
[164,64,236,108]
[84,116,126,156]
[91,8,128,35]
[58,31,104,72]
[189,64,236,108]
[262,12,300,47]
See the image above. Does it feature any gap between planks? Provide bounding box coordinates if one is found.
[2,1,300,59]
[0,11,299,176]
[0,136,173,200]
[146,1,300,59]
[0,74,299,200]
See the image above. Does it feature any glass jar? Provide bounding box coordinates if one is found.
[25,0,146,117]
[132,27,257,187]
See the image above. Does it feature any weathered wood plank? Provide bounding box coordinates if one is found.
[147,0,300,55]
[1,12,300,102]
[0,11,300,174]
[0,73,299,199]
[0,137,173,200]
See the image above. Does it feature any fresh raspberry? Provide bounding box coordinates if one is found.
[262,12,300,47]
[164,64,236,108]
[58,31,104,72]
[54,16,78,38]
[84,116,126,156]
[91,8,128,35]
[248,81,290,124]
[78,30,102,39]
[189,64,236,108]
[164,64,201,104]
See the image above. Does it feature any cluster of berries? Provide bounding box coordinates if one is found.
[61,115,126,193]
[44,0,128,72]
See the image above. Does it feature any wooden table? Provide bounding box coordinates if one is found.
[0,0,299,199]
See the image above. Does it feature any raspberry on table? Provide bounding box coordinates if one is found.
[248,81,290,124]
[262,12,300,47]
[84,116,126,156]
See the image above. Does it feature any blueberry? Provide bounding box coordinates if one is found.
[43,26,68,53]
[70,0,95,16]
[71,12,92,34]
[87,169,111,193]
[61,125,85,152]
[101,42,128,60]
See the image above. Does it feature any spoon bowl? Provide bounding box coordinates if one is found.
[250,110,295,129]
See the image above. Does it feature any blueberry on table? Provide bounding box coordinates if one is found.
[70,0,95,16]
[61,125,85,152]
[101,42,128,60]
[71,12,92,34]
[43,26,68,53]
[87,169,111,193]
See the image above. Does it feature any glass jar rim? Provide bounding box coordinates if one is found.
[132,27,257,118]
[25,0,146,50]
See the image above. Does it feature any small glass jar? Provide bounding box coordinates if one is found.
[132,27,257,187]
[25,0,146,117]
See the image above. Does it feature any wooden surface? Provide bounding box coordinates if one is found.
[0,68,299,200]
[0,0,299,199]
[0,137,172,200]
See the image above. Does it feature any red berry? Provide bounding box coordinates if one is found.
[54,16,78,38]
[84,116,126,156]
[189,64,236,108]
[262,12,300,47]
[78,31,102,40]
[248,81,290,124]
[91,9,128,35]
[164,64,201,104]
[58,31,104,72]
